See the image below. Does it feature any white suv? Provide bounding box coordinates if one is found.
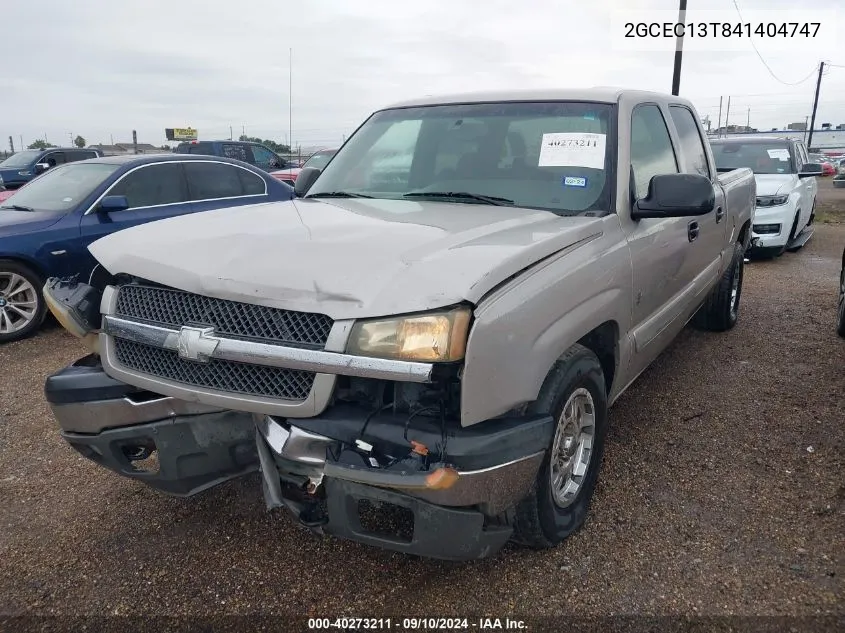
[711,137,821,258]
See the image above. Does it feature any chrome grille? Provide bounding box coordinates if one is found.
[114,338,315,401]
[115,284,333,348]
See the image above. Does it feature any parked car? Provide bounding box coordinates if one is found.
[838,245,845,338]
[174,140,293,173]
[0,154,294,342]
[0,147,104,190]
[710,137,821,258]
[44,88,755,560]
[270,148,338,186]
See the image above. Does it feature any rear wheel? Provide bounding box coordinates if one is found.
[837,262,845,339]
[0,261,46,343]
[512,344,609,548]
[694,241,744,332]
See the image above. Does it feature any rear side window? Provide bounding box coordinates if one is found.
[66,151,98,163]
[106,163,189,209]
[668,106,710,179]
[630,105,679,200]
[221,144,249,162]
[237,168,266,195]
[185,162,248,200]
[188,143,214,155]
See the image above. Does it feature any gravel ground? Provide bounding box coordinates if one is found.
[0,224,843,627]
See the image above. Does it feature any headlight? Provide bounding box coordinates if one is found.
[347,307,471,362]
[756,195,789,207]
[17,170,31,177]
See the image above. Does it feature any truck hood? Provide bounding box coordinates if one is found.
[0,208,65,238]
[89,198,604,319]
[754,174,796,198]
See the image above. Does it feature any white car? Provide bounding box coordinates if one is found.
[710,137,821,258]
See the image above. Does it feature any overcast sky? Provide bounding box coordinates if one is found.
[2,0,844,150]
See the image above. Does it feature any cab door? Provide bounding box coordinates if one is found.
[620,103,713,380]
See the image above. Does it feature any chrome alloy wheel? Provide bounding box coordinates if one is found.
[0,272,38,334]
[550,387,596,508]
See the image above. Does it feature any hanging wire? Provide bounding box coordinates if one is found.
[731,0,820,86]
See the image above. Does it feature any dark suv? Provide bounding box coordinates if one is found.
[0,147,103,189]
[175,140,291,173]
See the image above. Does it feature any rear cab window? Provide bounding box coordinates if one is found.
[221,144,250,163]
[710,141,796,174]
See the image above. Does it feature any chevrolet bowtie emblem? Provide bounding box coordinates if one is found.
[176,326,219,363]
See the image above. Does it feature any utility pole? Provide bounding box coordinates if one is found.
[110,134,114,145]
[724,96,731,135]
[19,135,23,151]
[671,0,688,95]
[807,61,824,152]
[746,108,750,130]
[803,116,810,144]
[242,125,245,138]
[289,47,293,157]
[132,130,138,154]
[69,132,74,145]
[8,136,14,153]
[229,125,233,141]
[717,96,724,138]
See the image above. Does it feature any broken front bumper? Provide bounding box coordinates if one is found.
[45,356,259,496]
[46,358,554,560]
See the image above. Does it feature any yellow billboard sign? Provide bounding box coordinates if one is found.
[165,128,198,141]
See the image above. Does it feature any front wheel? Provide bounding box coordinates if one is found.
[694,241,745,332]
[837,263,845,339]
[512,344,609,548]
[0,260,46,343]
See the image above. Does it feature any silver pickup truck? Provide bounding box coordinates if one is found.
[43,88,755,560]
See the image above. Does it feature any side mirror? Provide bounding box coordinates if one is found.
[294,167,321,197]
[632,173,715,220]
[798,163,823,178]
[34,162,50,174]
[99,195,129,213]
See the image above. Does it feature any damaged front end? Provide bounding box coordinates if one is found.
[43,275,555,560]
[252,381,553,559]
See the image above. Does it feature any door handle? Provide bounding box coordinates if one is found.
[688,221,699,242]
[715,206,724,223]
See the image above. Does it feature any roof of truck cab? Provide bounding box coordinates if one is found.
[78,154,259,166]
[382,88,683,109]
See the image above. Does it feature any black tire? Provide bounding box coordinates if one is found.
[837,262,845,339]
[694,241,745,332]
[512,344,608,548]
[0,260,46,344]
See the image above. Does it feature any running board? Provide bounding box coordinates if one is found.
[786,227,814,252]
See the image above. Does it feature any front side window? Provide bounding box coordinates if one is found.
[0,163,120,212]
[106,163,189,209]
[42,152,66,168]
[185,162,246,200]
[250,145,276,165]
[711,141,796,175]
[668,106,710,178]
[306,101,614,215]
[630,104,679,200]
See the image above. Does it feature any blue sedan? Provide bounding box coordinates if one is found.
[0,154,295,342]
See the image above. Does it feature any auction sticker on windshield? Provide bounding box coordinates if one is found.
[767,148,790,160]
[539,133,606,169]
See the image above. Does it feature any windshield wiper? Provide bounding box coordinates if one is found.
[0,204,35,212]
[403,191,514,206]
[306,191,372,199]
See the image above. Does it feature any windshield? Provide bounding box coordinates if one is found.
[303,149,337,170]
[0,150,42,169]
[306,101,614,215]
[0,162,120,212]
[711,142,795,175]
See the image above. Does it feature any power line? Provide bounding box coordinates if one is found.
[731,0,820,86]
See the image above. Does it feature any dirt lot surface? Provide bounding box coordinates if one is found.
[1,225,843,628]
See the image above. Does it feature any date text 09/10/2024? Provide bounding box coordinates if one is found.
[307,617,528,630]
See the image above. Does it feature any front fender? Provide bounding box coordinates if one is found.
[460,218,632,426]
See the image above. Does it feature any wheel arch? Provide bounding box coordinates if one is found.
[0,254,47,282]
